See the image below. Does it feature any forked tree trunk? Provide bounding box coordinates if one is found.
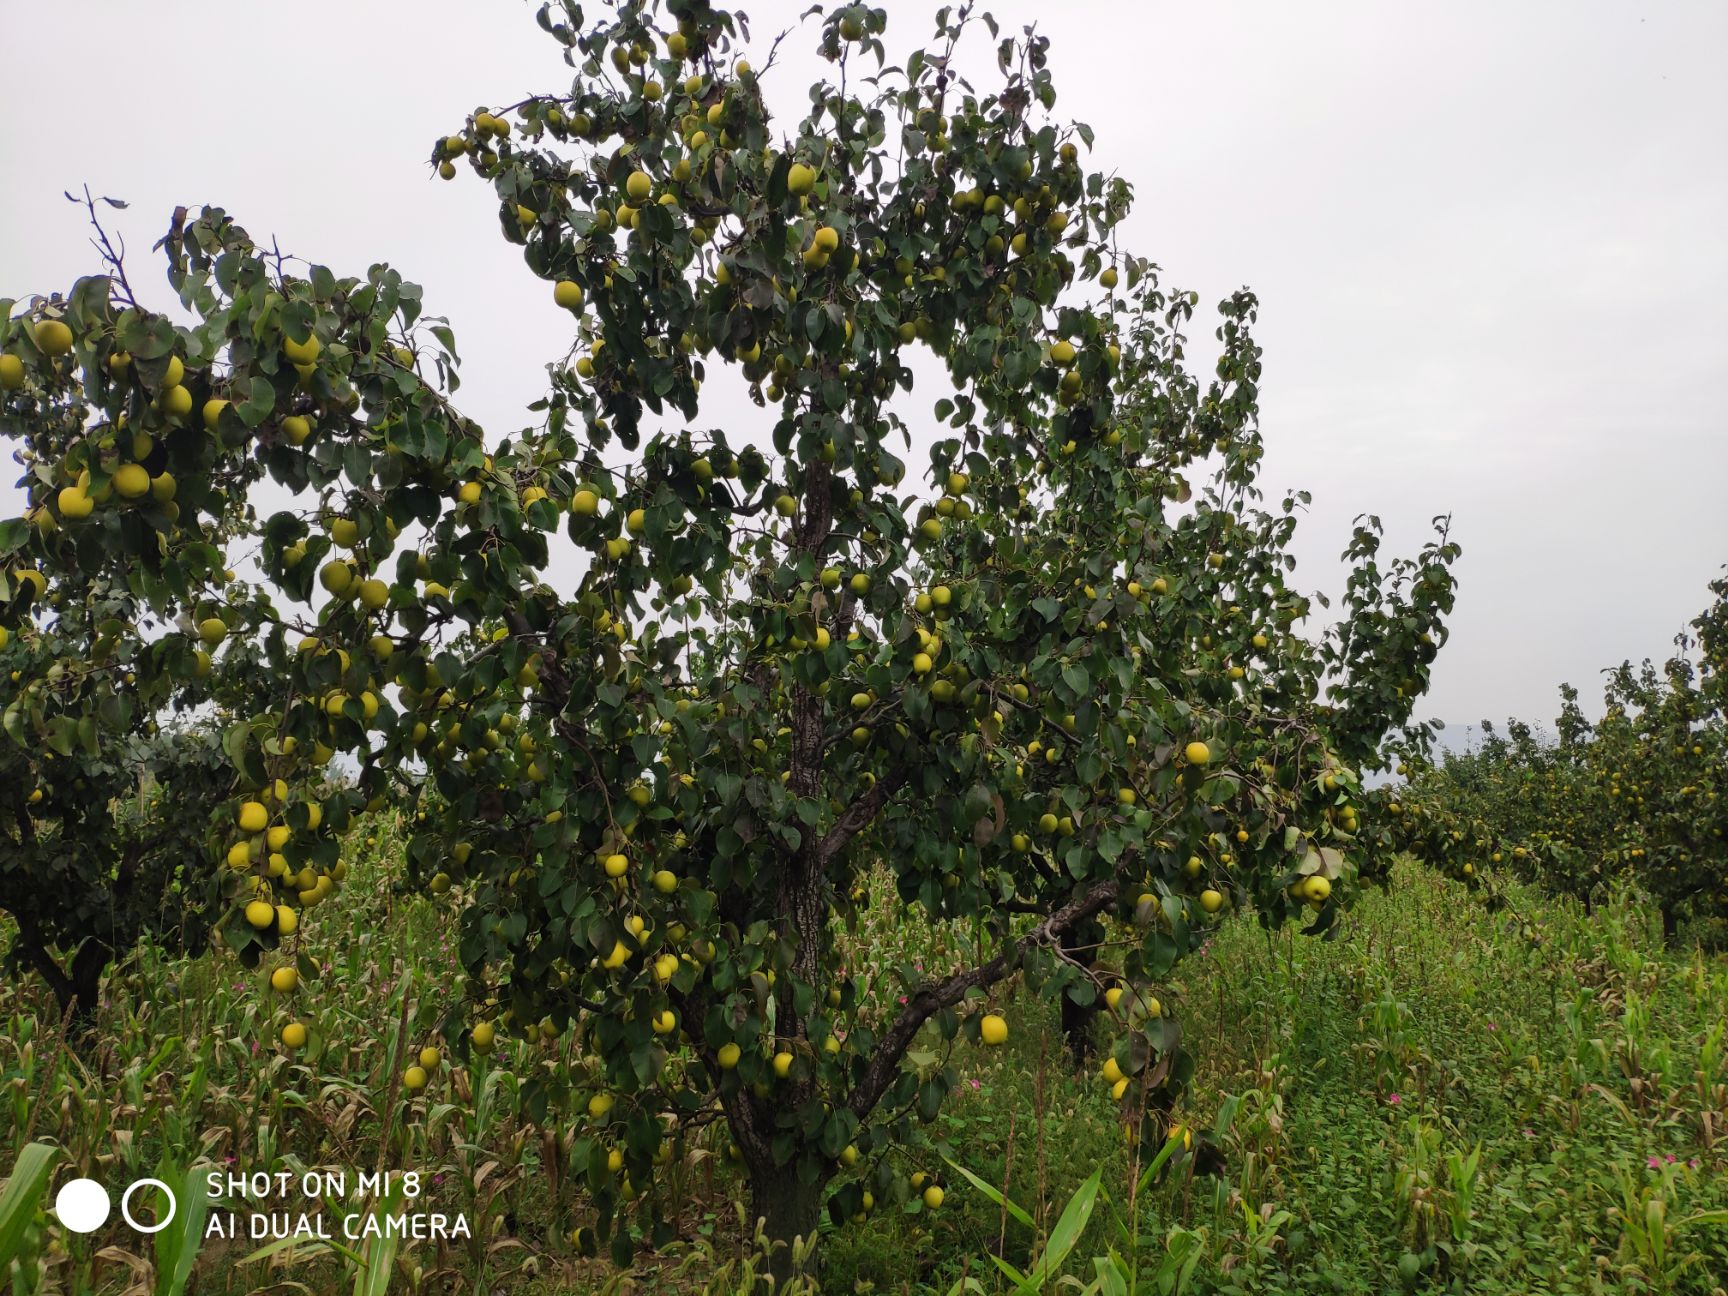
[743,844,1119,1280]
[749,1167,822,1288]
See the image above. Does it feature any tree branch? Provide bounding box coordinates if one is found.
[815,764,909,865]
[499,605,620,822]
[75,185,137,308]
[671,983,775,1169]
[10,910,75,1016]
[846,877,1121,1121]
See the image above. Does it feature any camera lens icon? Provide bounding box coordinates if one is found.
[121,1178,177,1233]
[53,1177,177,1235]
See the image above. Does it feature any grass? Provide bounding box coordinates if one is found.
[3,829,1726,1294]
[815,864,1728,1295]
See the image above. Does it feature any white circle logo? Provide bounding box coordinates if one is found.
[54,1178,111,1233]
[120,1179,176,1234]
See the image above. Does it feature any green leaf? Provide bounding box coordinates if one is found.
[990,1255,1029,1286]
[0,1143,58,1270]
[238,375,276,426]
[1025,1168,1101,1287]
[0,517,28,555]
[152,1160,212,1296]
[46,717,77,757]
[1134,1132,1187,1195]
[940,1156,1033,1230]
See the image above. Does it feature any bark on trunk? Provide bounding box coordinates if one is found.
[67,960,106,1029]
[1661,906,1679,944]
[14,920,108,1032]
[1058,918,1101,1067]
[749,1167,822,1288]
[68,942,108,1027]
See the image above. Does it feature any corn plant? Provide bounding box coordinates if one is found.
[1694,1019,1726,1151]
[151,1160,213,1296]
[0,1142,57,1275]
[1389,1115,1442,1275]
[1607,1161,1728,1293]
[943,1131,1213,1296]
[1229,1199,1295,1279]
[1435,1142,1498,1278]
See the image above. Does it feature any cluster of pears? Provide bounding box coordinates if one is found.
[402,1044,444,1093]
[1096,983,1166,1101]
[20,316,190,525]
[228,785,342,922]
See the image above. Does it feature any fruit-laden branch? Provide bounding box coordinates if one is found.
[497,606,621,817]
[773,457,845,1041]
[788,458,835,803]
[845,877,1122,1122]
[667,982,775,1168]
[814,764,910,866]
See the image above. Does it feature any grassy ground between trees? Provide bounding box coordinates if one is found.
[3,830,1725,1295]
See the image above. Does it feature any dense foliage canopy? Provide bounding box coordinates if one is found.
[1,0,1463,1268]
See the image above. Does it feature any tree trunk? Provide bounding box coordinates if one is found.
[69,938,109,1023]
[1661,906,1679,944]
[14,918,107,1032]
[1059,918,1101,1067]
[749,1167,823,1288]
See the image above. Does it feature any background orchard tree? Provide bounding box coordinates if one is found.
[0,204,394,1027]
[1391,577,1726,939]
[0,0,1461,1276]
[0,263,279,1021]
[0,717,230,1024]
[1373,719,1583,900]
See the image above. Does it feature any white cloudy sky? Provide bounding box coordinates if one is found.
[3,1,1725,731]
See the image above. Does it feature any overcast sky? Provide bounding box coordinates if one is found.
[3,1,1724,731]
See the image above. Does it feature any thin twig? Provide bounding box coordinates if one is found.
[74,184,136,308]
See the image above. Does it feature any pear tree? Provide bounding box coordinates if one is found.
[0,0,1462,1273]
[1,264,275,1021]
[0,690,235,1023]
[1390,579,1726,938]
